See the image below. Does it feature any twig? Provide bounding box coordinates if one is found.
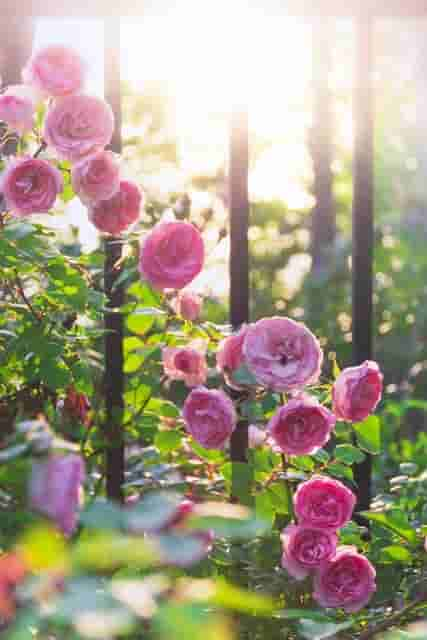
[14,272,42,322]
[358,596,427,640]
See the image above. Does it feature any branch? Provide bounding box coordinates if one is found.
[358,596,427,640]
[14,272,42,322]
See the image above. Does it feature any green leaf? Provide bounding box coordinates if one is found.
[232,364,258,386]
[380,545,413,564]
[277,609,330,622]
[327,462,354,481]
[334,444,366,465]
[190,441,226,463]
[231,461,254,507]
[298,619,353,640]
[353,416,381,454]
[210,578,275,615]
[155,430,182,454]
[360,510,417,543]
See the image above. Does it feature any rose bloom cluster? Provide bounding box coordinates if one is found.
[281,476,376,612]
[0,45,142,234]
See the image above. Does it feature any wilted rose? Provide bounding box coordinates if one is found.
[294,475,356,531]
[243,317,323,392]
[182,387,236,450]
[332,360,383,423]
[280,524,338,581]
[268,395,335,456]
[313,546,376,612]
[139,221,204,291]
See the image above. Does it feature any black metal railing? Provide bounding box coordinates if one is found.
[3,1,422,508]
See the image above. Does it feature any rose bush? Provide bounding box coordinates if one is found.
[0,42,425,640]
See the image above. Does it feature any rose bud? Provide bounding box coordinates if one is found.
[280,525,338,581]
[163,341,208,388]
[139,221,204,291]
[313,546,376,612]
[332,360,383,423]
[294,475,356,531]
[173,290,202,322]
[183,387,236,450]
[268,395,335,456]
[243,317,323,392]
[216,324,249,389]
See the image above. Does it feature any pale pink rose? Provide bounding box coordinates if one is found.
[88,180,142,235]
[0,85,35,135]
[313,546,376,612]
[332,360,383,423]
[217,324,249,388]
[1,156,63,216]
[43,94,114,161]
[248,424,267,448]
[162,341,208,387]
[183,387,236,450]
[23,45,84,98]
[243,317,323,392]
[281,525,338,581]
[71,150,120,204]
[174,290,202,322]
[139,221,204,291]
[29,453,85,536]
[294,476,356,531]
[268,395,335,456]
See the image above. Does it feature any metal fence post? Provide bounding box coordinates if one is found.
[103,17,125,502]
[352,14,374,511]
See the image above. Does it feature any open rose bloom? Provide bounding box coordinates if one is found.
[88,180,142,235]
[1,156,63,216]
[294,476,356,531]
[332,360,383,423]
[23,45,84,98]
[268,395,336,456]
[173,290,203,322]
[163,340,208,387]
[139,221,204,291]
[281,525,338,581]
[243,317,323,392]
[313,546,376,612]
[71,150,120,205]
[183,387,236,450]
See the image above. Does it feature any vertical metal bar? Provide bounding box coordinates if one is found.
[229,106,249,328]
[352,15,374,511]
[229,103,250,495]
[103,17,124,503]
[310,17,335,274]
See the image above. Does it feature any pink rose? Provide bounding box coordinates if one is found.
[88,180,142,235]
[248,424,267,448]
[313,546,376,612]
[139,221,204,291]
[43,94,114,161]
[243,317,323,392]
[332,360,383,423]
[217,324,249,388]
[281,525,338,581]
[162,341,208,387]
[29,453,85,536]
[268,395,336,456]
[71,150,120,204]
[0,85,35,135]
[294,476,356,531]
[183,387,236,450]
[1,156,63,216]
[23,45,84,98]
[173,290,202,322]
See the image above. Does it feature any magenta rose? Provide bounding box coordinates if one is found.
[332,360,383,423]
[216,324,249,388]
[183,387,236,450]
[71,150,120,204]
[268,395,336,456]
[88,180,142,235]
[139,221,204,291]
[294,476,356,531]
[29,453,85,536]
[313,546,376,612]
[174,290,202,322]
[281,524,338,581]
[23,45,84,98]
[1,156,63,216]
[163,341,208,387]
[43,94,114,161]
[243,317,323,392]
[0,85,35,135]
